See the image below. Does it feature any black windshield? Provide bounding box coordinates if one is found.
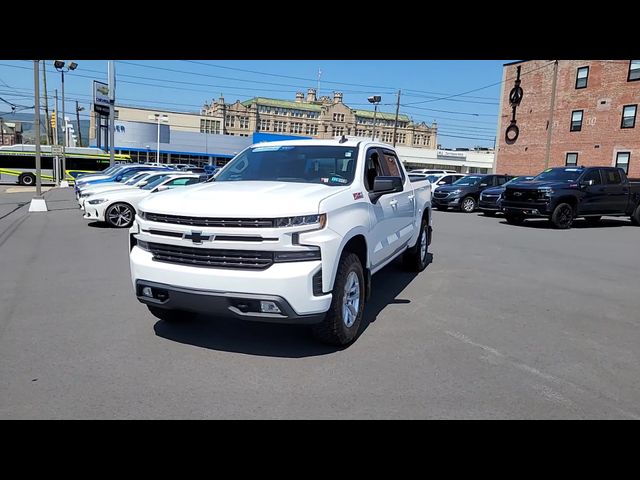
[534,168,583,182]
[215,145,358,186]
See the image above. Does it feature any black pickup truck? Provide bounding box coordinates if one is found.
[501,166,640,229]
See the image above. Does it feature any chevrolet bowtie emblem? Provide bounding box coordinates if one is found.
[514,192,522,196]
[183,230,212,244]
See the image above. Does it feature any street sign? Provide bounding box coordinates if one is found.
[51,145,63,155]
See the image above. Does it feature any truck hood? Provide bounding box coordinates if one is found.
[506,180,569,190]
[138,181,348,217]
[435,184,474,194]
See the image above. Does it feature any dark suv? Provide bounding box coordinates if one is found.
[433,174,513,213]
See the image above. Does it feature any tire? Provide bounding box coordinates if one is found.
[403,218,429,272]
[147,305,196,323]
[312,252,365,346]
[551,203,575,229]
[505,212,525,225]
[631,205,640,226]
[19,173,36,186]
[482,211,497,216]
[584,216,601,226]
[436,205,448,211]
[105,202,135,228]
[460,196,476,213]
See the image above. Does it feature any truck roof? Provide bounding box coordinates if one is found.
[249,138,394,150]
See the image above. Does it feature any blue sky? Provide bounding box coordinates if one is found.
[0,60,510,149]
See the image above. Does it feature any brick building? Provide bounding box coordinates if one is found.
[201,89,438,148]
[495,60,640,177]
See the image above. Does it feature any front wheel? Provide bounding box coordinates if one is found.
[631,205,640,226]
[312,252,365,346]
[105,202,135,228]
[460,196,476,213]
[19,173,36,186]
[403,219,429,272]
[551,203,574,229]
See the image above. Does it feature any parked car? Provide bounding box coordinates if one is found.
[433,174,514,212]
[77,171,170,208]
[129,139,433,346]
[83,173,206,228]
[478,176,534,215]
[74,165,167,195]
[501,166,640,229]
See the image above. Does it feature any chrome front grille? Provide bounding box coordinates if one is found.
[148,242,274,270]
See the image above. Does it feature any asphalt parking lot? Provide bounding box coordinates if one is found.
[1,187,639,419]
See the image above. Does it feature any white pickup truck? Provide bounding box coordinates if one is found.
[129,139,432,345]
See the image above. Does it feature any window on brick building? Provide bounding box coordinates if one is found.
[575,66,589,89]
[628,60,640,82]
[570,110,583,132]
[621,105,637,129]
[615,152,630,174]
[565,152,578,166]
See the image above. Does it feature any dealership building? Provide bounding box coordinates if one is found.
[495,60,640,177]
[89,105,493,172]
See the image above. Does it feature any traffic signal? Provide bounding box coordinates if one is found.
[51,111,57,129]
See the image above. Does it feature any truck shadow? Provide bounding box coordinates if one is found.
[499,218,632,229]
[152,254,430,358]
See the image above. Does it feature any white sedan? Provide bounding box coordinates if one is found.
[83,173,205,228]
[77,171,168,208]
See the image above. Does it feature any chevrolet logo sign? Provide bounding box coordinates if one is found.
[183,230,213,244]
[514,192,522,196]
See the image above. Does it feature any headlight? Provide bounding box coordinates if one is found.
[80,192,91,198]
[87,198,108,205]
[274,213,326,228]
[538,188,554,197]
[451,189,462,195]
[138,211,146,220]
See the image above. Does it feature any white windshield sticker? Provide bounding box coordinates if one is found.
[345,151,352,158]
[564,168,580,171]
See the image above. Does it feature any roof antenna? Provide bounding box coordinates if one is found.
[339,135,347,143]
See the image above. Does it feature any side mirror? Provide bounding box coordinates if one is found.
[582,179,595,187]
[437,181,446,185]
[370,176,402,203]
[152,185,170,193]
[480,183,488,187]
[115,175,123,182]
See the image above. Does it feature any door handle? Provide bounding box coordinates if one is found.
[408,194,415,201]
[389,200,398,207]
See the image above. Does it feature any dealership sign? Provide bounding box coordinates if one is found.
[93,81,110,116]
[437,149,467,160]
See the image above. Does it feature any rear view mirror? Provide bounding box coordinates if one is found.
[370,176,403,203]
[582,179,595,187]
[138,180,148,187]
[152,185,170,193]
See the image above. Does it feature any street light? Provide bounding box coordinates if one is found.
[148,113,169,163]
[54,60,78,186]
[368,95,381,141]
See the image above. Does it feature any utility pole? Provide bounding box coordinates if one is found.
[60,69,67,186]
[544,60,559,169]
[54,89,60,185]
[42,61,52,145]
[108,60,115,166]
[392,89,401,147]
[29,60,47,212]
[76,100,83,147]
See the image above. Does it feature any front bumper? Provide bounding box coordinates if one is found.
[130,245,332,321]
[432,195,461,207]
[502,200,552,216]
[478,199,500,211]
[136,280,325,324]
[83,202,108,222]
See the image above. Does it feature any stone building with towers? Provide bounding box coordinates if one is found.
[200,89,437,148]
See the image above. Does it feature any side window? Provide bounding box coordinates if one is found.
[364,148,384,191]
[165,177,193,187]
[380,150,404,181]
[582,169,602,185]
[479,176,494,187]
[496,176,508,185]
[603,169,622,185]
[441,175,454,184]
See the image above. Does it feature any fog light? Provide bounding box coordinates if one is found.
[142,287,153,298]
[260,301,281,313]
